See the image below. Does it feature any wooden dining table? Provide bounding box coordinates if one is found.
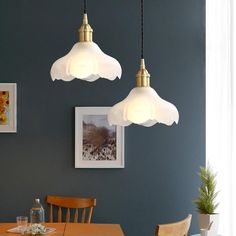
[0,223,125,236]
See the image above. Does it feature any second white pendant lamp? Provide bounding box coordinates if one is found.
[50,0,122,82]
[108,0,179,127]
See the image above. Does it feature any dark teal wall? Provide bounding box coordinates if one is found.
[0,0,205,235]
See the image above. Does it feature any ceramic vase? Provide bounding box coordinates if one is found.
[199,214,219,236]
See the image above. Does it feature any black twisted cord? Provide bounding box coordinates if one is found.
[141,0,144,59]
[84,0,87,13]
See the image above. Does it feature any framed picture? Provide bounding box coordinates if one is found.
[75,107,124,168]
[0,83,17,133]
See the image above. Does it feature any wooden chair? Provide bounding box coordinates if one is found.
[156,214,192,236]
[47,195,96,223]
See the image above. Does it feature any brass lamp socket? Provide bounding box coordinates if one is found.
[79,14,93,42]
[136,58,150,87]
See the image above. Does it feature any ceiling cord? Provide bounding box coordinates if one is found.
[141,0,144,59]
[84,0,87,14]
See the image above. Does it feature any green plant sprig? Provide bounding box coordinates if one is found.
[194,166,219,214]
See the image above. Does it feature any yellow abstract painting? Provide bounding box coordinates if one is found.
[0,91,9,125]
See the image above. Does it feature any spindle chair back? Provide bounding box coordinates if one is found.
[47,195,96,223]
[156,214,192,236]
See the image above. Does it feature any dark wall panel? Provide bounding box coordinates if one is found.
[0,0,205,235]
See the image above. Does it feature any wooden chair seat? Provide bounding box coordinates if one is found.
[156,214,192,236]
[47,195,96,223]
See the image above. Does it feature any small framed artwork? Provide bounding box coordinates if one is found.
[75,107,124,168]
[0,83,17,133]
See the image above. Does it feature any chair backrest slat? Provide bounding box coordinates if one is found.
[81,208,86,223]
[74,209,79,223]
[156,215,192,236]
[87,207,93,223]
[50,204,53,223]
[66,208,70,222]
[47,195,96,223]
[58,207,62,223]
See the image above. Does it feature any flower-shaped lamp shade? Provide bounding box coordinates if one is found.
[108,59,179,127]
[108,87,179,127]
[50,42,122,82]
[50,14,122,82]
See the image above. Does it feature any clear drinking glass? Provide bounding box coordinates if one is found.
[16,216,28,235]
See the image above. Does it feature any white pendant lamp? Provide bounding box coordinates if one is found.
[108,0,179,127]
[50,0,122,82]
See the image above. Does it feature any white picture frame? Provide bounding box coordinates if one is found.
[75,107,124,168]
[0,83,17,133]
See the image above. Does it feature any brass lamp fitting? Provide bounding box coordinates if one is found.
[136,58,150,87]
[79,14,93,42]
